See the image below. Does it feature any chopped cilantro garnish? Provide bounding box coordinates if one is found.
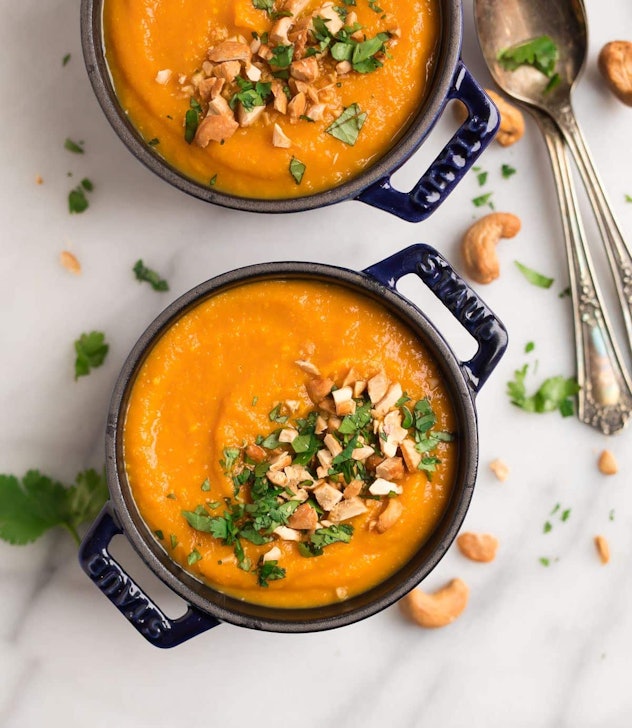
[251,0,274,12]
[501,164,517,179]
[133,259,169,291]
[155,529,164,540]
[257,559,285,587]
[543,521,552,534]
[544,73,561,94]
[515,261,554,289]
[268,404,289,424]
[170,534,178,549]
[62,53,71,66]
[525,341,535,353]
[476,170,488,186]
[81,178,93,192]
[187,548,202,565]
[561,508,571,522]
[472,192,494,209]
[368,0,383,11]
[289,157,306,184]
[184,98,201,144]
[201,479,211,492]
[326,104,367,146]
[210,174,217,186]
[64,138,84,154]
[558,286,571,299]
[221,447,241,472]
[269,45,294,68]
[625,194,632,203]
[74,331,109,380]
[68,186,90,214]
[147,137,160,147]
[498,35,558,78]
[230,78,272,111]
[609,509,615,521]
[539,557,551,567]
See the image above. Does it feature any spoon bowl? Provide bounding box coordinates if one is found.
[474,0,587,113]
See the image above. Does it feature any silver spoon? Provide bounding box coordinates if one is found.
[474,0,632,434]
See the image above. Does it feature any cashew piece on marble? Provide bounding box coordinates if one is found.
[453,89,524,146]
[399,578,469,628]
[598,41,632,106]
[461,212,521,284]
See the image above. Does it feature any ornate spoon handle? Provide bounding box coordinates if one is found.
[555,105,632,354]
[533,109,632,434]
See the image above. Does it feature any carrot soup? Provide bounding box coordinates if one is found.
[123,279,458,608]
[103,0,440,197]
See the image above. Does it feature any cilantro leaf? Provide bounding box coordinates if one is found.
[472,192,494,209]
[184,98,200,144]
[507,364,580,416]
[289,157,306,184]
[498,35,559,78]
[257,559,286,587]
[62,53,71,66]
[64,138,84,154]
[0,468,108,546]
[502,164,517,178]
[325,104,367,146]
[133,259,169,291]
[74,331,109,380]
[252,0,274,11]
[515,261,554,288]
[68,186,90,214]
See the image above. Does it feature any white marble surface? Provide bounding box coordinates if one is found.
[2,0,632,725]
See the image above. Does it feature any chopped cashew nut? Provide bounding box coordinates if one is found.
[273,526,301,541]
[263,546,282,562]
[278,428,299,443]
[272,123,292,147]
[400,579,469,628]
[352,446,375,461]
[368,371,389,403]
[313,483,343,510]
[400,439,421,472]
[207,40,251,63]
[328,497,368,522]
[373,382,403,416]
[323,433,342,457]
[456,532,499,563]
[288,502,319,530]
[489,458,509,482]
[269,451,292,471]
[598,41,632,106]
[598,449,618,475]
[305,376,334,403]
[295,359,320,376]
[155,69,172,85]
[594,535,610,564]
[376,457,405,481]
[461,212,521,284]
[376,498,403,533]
[368,478,402,496]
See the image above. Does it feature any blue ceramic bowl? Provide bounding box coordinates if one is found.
[81,0,498,220]
[79,245,507,647]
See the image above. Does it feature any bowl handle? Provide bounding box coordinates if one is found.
[356,62,499,222]
[78,503,220,648]
[364,244,508,393]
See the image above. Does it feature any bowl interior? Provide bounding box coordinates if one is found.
[81,0,462,212]
[106,262,478,632]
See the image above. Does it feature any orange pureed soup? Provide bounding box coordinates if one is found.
[103,0,440,198]
[123,279,458,608]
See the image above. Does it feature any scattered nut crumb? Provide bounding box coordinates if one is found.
[489,458,509,482]
[60,250,81,275]
[594,535,610,565]
[598,450,618,475]
[457,532,499,562]
[35,174,43,185]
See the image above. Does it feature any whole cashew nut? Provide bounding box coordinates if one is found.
[486,89,525,146]
[461,212,521,284]
[598,41,632,106]
[399,578,469,628]
[452,90,524,146]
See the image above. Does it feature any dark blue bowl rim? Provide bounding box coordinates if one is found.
[80,0,463,213]
[106,260,479,633]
